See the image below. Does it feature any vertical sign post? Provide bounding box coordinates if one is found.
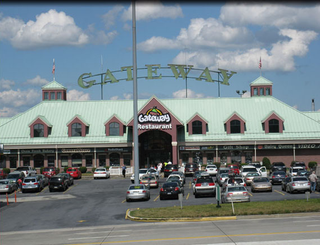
[216,185,221,208]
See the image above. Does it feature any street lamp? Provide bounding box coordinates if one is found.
[236,90,247,97]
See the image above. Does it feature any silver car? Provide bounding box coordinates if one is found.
[126,184,150,202]
[0,179,18,193]
[22,176,44,193]
[222,177,246,189]
[251,177,272,192]
[286,176,311,194]
[221,185,250,203]
[245,172,261,186]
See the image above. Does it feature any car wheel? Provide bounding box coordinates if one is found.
[286,186,290,193]
[251,188,255,193]
[195,193,199,198]
[126,198,130,202]
[22,190,25,193]
[49,188,53,192]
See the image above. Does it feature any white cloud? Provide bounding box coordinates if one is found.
[172,89,205,99]
[220,3,320,32]
[0,89,39,107]
[0,79,15,90]
[67,89,90,101]
[110,95,120,100]
[102,5,124,29]
[121,2,183,21]
[25,75,49,86]
[0,9,89,50]
[110,93,132,100]
[0,107,20,117]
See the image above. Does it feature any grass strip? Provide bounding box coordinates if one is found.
[130,199,320,218]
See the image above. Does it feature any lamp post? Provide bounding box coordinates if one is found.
[236,90,247,97]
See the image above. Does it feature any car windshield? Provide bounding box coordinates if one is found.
[186,164,197,168]
[228,186,246,192]
[292,168,302,172]
[207,165,216,168]
[68,169,76,172]
[247,173,260,177]
[139,169,148,174]
[253,178,269,182]
[243,168,257,172]
[228,178,243,184]
[163,182,178,188]
[219,169,229,173]
[293,177,308,182]
[43,168,54,171]
[16,167,28,170]
[221,173,229,178]
[129,185,144,190]
[273,171,286,175]
[96,169,106,171]
[274,163,284,166]
[197,177,213,183]
[0,181,9,184]
[229,166,239,169]
[8,174,19,178]
[24,178,36,183]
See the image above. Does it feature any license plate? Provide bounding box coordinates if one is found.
[167,192,172,195]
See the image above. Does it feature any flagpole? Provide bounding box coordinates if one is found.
[52,59,55,81]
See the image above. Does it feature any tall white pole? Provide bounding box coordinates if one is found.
[132,0,140,184]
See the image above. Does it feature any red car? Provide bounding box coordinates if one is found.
[0,169,8,179]
[42,167,57,178]
[228,164,240,175]
[66,168,82,179]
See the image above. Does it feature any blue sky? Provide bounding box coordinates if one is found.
[0,2,319,117]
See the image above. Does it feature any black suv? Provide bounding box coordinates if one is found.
[185,163,199,176]
[163,164,179,177]
[48,175,68,192]
[271,162,286,173]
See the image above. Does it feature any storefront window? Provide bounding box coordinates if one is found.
[182,153,189,164]
[85,155,93,167]
[124,154,131,166]
[231,150,241,164]
[61,156,69,167]
[0,155,5,168]
[207,153,214,164]
[48,156,55,167]
[10,156,17,168]
[34,154,44,168]
[193,151,202,165]
[99,155,106,167]
[23,157,30,166]
[220,153,227,165]
[245,152,252,164]
[109,153,120,166]
[72,154,82,167]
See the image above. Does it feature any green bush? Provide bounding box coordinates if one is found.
[3,168,10,174]
[105,166,110,170]
[56,168,60,174]
[79,166,87,173]
[213,162,221,169]
[262,157,271,170]
[40,167,44,174]
[64,166,69,173]
[308,161,317,170]
[92,168,96,173]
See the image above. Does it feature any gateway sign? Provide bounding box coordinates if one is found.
[138,107,172,131]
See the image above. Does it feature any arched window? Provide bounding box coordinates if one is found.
[110,153,120,166]
[192,120,202,134]
[71,123,82,137]
[109,122,120,136]
[34,124,44,137]
[230,120,241,133]
[269,119,279,133]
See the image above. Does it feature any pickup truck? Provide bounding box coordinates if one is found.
[15,166,37,177]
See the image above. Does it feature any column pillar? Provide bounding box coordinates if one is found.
[172,141,178,165]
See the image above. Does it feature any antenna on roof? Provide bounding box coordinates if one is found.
[312,99,315,111]
[52,59,56,81]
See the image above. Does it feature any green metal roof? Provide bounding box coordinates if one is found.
[250,76,273,85]
[1,95,320,146]
[41,80,66,90]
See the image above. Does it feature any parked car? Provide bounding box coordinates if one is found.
[170,171,185,185]
[258,166,268,177]
[166,174,184,186]
[192,170,206,185]
[160,181,184,200]
[0,179,18,193]
[184,163,199,176]
[205,164,218,176]
[249,163,262,169]
[36,174,49,186]
[163,164,179,177]
[147,168,160,179]
[222,176,246,189]
[57,173,74,186]
[240,166,258,177]
[140,174,158,188]
[42,167,57,179]
[228,165,240,175]
[48,175,68,192]
[251,177,272,192]
[22,176,44,193]
[285,176,311,194]
[281,176,291,191]
[131,168,149,183]
[221,185,250,203]
[245,172,261,186]
[7,171,25,184]
[126,184,150,202]
[94,167,110,179]
[270,171,287,185]
[297,170,311,178]
[66,167,82,179]
[292,161,307,170]
[289,167,304,177]
[271,162,286,173]
[193,173,216,198]
[0,169,8,179]
[15,166,37,177]
[216,172,229,186]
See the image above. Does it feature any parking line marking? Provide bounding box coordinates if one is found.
[248,192,253,197]
[154,195,159,201]
[274,190,285,195]
[186,193,190,200]
[122,199,126,203]
[36,186,48,195]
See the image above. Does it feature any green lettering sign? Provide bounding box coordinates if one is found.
[121,66,133,81]
[146,64,162,79]
[168,64,193,79]
[78,73,96,89]
[218,69,237,85]
[103,69,119,83]
[196,67,213,82]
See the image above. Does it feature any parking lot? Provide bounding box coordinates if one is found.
[0,174,319,232]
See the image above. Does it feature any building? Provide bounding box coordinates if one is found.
[1,76,320,171]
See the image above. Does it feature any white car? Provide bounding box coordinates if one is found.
[240,166,258,177]
[289,166,304,177]
[131,168,149,183]
[93,167,110,179]
[205,164,218,176]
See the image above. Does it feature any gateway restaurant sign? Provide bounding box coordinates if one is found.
[138,107,172,131]
[78,64,237,89]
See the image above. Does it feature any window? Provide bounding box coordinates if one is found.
[230,120,241,133]
[260,88,264,95]
[34,124,44,137]
[85,155,93,167]
[50,92,55,100]
[269,119,279,133]
[109,153,120,166]
[34,154,44,168]
[23,157,30,166]
[0,155,5,168]
[48,156,55,167]
[72,154,82,167]
[61,156,69,167]
[109,122,120,136]
[253,88,258,95]
[44,92,49,100]
[124,154,131,166]
[192,120,202,134]
[71,123,82,136]
[57,92,62,100]
[10,156,17,168]
[266,88,270,95]
[99,155,106,167]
